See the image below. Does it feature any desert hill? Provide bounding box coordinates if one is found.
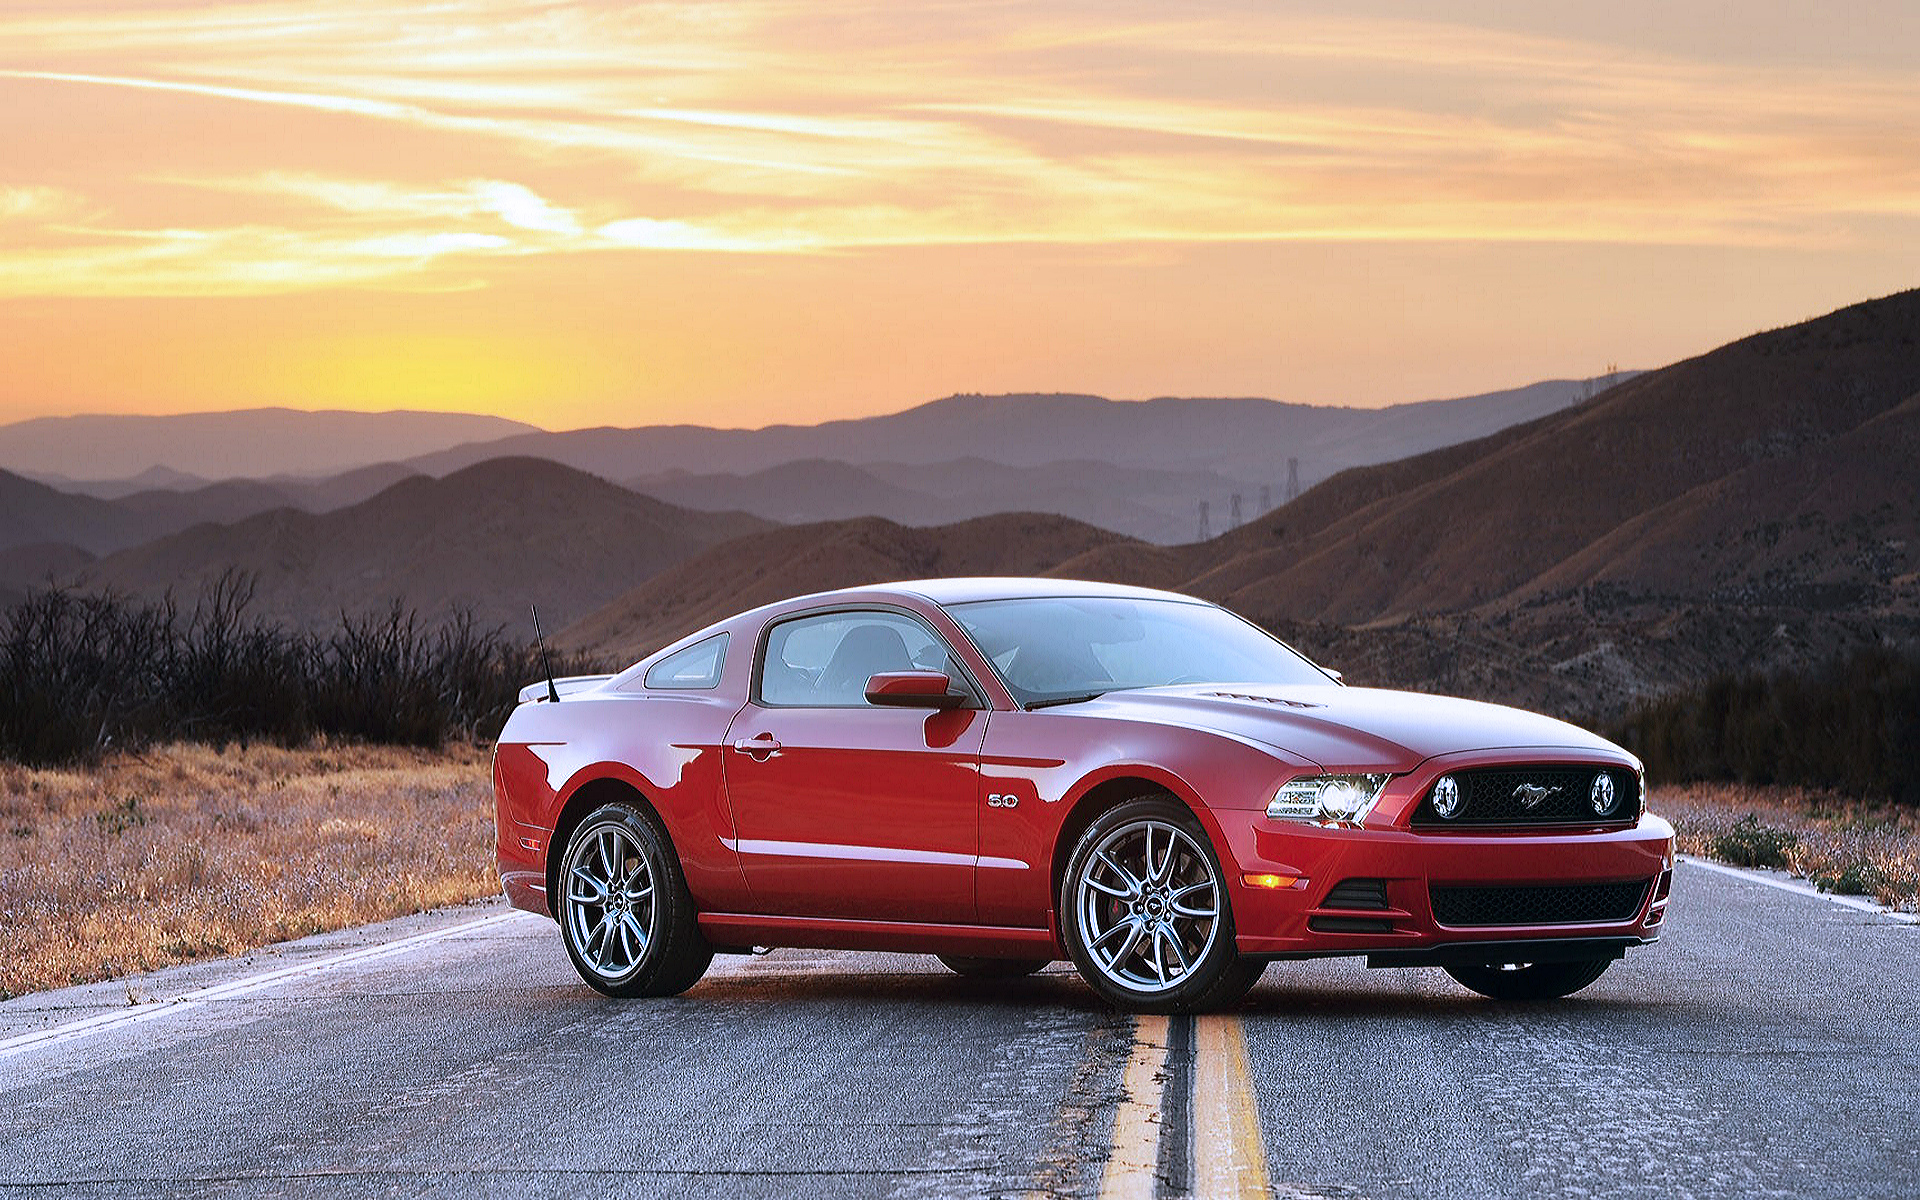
[81,458,770,634]
[556,513,1132,665]
[1161,288,1920,628]
[0,470,169,557]
[1520,386,1919,607]
[0,463,432,560]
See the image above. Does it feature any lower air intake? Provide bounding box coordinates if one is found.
[1323,878,1389,910]
[1429,880,1651,927]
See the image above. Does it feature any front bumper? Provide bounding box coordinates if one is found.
[1220,812,1674,959]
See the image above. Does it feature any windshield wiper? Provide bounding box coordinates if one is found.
[1026,691,1108,710]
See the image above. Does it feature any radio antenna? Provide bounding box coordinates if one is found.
[531,605,561,703]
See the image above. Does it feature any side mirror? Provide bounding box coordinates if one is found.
[865,671,966,709]
[1321,668,1344,684]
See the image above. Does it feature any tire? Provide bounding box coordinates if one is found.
[938,954,1050,978]
[556,802,713,998]
[1059,796,1263,1013]
[1444,957,1612,1000]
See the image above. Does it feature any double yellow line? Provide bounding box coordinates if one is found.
[1099,1013,1271,1199]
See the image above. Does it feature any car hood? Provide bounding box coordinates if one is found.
[1058,684,1621,772]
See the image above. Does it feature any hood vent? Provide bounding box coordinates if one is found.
[1206,691,1324,709]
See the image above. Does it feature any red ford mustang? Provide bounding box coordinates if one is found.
[494,579,1673,1011]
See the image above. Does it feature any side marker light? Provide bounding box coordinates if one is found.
[1243,873,1302,889]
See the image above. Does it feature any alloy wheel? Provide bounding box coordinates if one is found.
[562,820,659,981]
[1073,818,1221,994]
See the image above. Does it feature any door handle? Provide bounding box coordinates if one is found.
[731,734,781,759]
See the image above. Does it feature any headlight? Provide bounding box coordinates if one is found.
[1268,774,1392,827]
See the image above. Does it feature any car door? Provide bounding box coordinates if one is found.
[721,607,987,924]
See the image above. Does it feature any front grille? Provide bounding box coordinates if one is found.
[1412,766,1640,827]
[1430,880,1651,927]
[1323,878,1389,910]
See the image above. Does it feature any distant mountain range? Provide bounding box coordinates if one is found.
[0,408,536,481]
[408,378,1614,489]
[7,290,1911,722]
[556,290,1919,717]
[0,378,1625,551]
[627,457,1251,543]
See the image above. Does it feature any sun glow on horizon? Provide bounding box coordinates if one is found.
[2,1,1917,427]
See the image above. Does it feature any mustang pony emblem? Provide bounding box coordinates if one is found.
[1512,783,1559,809]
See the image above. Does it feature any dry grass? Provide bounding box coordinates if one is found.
[1655,783,1920,912]
[0,740,497,999]
[8,745,1913,1000]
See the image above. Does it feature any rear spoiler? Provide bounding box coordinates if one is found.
[518,675,614,704]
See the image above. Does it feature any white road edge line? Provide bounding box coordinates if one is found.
[0,910,532,1060]
[1679,855,1918,924]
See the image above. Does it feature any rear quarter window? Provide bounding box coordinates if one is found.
[642,633,728,690]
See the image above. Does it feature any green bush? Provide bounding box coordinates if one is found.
[1808,861,1888,897]
[1708,816,1799,869]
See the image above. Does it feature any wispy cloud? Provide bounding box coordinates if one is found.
[0,222,524,297]
[2,2,1916,297]
[0,185,82,222]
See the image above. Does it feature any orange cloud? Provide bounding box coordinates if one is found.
[0,2,1914,423]
[5,4,1918,300]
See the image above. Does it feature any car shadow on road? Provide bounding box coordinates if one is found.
[1235,975,1690,1021]
[669,966,1119,1013]
[536,961,1693,1021]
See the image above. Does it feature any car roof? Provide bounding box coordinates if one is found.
[607,576,1224,689]
[795,576,1209,608]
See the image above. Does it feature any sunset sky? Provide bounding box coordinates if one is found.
[3,1,1916,430]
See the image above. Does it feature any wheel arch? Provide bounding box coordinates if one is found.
[545,774,676,908]
[1048,768,1220,921]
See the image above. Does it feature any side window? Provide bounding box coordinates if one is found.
[760,611,956,707]
[643,633,728,690]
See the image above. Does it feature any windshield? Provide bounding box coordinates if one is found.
[944,596,1334,707]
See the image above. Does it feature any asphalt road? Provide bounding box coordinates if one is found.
[2,861,1915,1199]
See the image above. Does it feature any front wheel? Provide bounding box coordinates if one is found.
[1060,797,1262,1013]
[557,802,713,998]
[1444,957,1612,1000]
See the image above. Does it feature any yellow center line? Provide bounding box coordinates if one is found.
[1193,1013,1273,1200]
[1093,1010,1273,1200]
[1098,1013,1171,1200]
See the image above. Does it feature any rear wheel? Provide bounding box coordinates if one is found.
[557,802,712,998]
[1444,957,1612,1000]
[1060,796,1262,1012]
[938,955,1049,978]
